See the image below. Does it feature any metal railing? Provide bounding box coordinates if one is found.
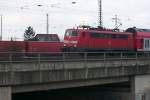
[0,51,150,86]
[0,52,150,63]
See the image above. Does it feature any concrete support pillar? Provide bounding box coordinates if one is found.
[0,87,11,100]
[131,75,150,100]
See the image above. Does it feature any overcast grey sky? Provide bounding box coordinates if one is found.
[0,0,150,40]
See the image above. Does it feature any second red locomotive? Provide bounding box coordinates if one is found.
[0,34,63,54]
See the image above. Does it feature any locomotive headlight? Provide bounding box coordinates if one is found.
[64,44,66,46]
[72,41,78,44]
[74,44,77,47]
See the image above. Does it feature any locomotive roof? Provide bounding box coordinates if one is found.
[35,34,58,37]
[67,28,132,35]
[30,34,60,42]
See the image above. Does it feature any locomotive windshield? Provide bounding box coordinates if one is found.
[65,30,79,37]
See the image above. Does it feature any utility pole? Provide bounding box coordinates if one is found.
[112,15,122,29]
[46,13,49,34]
[98,0,103,28]
[0,15,2,40]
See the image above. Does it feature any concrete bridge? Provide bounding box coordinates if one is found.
[0,52,150,100]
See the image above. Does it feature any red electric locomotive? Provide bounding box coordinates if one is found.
[63,27,134,52]
[26,34,63,53]
[0,34,63,57]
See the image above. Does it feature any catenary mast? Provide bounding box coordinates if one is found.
[98,0,103,28]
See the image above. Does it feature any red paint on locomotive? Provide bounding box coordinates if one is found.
[26,34,63,53]
[63,28,135,52]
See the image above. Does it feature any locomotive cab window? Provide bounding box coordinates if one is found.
[65,31,70,36]
[71,31,78,36]
[65,30,78,37]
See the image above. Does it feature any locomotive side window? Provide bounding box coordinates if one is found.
[90,32,107,38]
[38,37,45,41]
[90,32,100,38]
[34,34,60,42]
[90,32,128,39]
[50,36,60,41]
[104,34,109,38]
[111,34,117,39]
[117,35,128,39]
